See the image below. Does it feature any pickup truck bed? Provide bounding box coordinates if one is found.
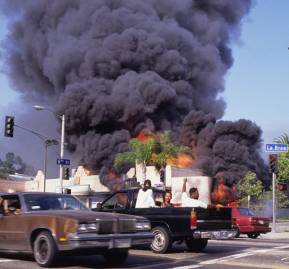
[94,188,237,253]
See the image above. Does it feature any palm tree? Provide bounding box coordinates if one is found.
[114,131,191,183]
[274,133,289,144]
[114,138,155,183]
[151,131,191,170]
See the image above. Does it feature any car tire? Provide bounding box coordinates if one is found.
[185,238,208,252]
[103,248,129,264]
[247,233,260,239]
[151,226,172,254]
[33,231,58,267]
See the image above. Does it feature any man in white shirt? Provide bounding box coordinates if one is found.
[135,179,155,208]
[181,178,207,208]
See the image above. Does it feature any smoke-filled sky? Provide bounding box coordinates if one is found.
[0,0,288,183]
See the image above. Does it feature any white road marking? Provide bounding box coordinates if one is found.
[0,259,13,263]
[171,266,202,269]
[274,244,289,249]
[281,257,289,264]
[201,252,254,265]
[251,249,271,253]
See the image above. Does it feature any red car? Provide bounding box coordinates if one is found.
[231,207,271,238]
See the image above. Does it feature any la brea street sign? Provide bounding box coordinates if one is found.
[265,143,288,152]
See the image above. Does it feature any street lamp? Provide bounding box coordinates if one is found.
[43,139,59,192]
[33,105,66,193]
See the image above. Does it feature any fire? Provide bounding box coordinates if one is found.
[167,153,194,168]
[136,128,154,141]
[83,167,92,176]
[211,176,239,206]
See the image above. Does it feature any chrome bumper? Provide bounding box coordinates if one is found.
[59,232,153,251]
[193,229,238,240]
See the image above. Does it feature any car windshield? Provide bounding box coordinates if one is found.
[24,194,89,211]
[239,208,255,216]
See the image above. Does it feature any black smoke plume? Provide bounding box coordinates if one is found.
[1,0,268,184]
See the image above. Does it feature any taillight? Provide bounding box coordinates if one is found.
[190,210,197,230]
[250,218,257,225]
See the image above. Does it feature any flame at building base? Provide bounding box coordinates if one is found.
[167,153,195,169]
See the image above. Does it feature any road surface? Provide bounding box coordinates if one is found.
[0,236,289,269]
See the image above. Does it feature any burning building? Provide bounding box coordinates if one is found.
[1,0,269,190]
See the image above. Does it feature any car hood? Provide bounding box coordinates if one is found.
[27,210,147,222]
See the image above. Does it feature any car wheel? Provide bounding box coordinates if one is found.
[151,226,172,254]
[185,238,208,252]
[33,231,58,267]
[248,233,260,239]
[103,248,129,264]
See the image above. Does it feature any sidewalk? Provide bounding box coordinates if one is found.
[261,221,289,239]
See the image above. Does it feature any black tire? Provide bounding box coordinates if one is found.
[150,226,172,254]
[103,248,129,264]
[185,238,208,252]
[247,233,260,239]
[33,231,58,267]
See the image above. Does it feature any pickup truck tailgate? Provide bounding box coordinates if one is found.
[195,207,232,230]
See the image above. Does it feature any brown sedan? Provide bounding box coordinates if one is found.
[0,192,153,267]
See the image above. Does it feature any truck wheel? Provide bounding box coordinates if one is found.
[33,231,58,267]
[248,233,260,239]
[103,248,129,264]
[151,226,172,254]
[185,238,208,252]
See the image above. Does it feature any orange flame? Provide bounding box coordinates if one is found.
[167,153,194,168]
[83,167,92,176]
[211,177,239,206]
[136,128,154,141]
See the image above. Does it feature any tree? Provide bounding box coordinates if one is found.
[236,171,264,207]
[0,152,35,179]
[262,188,289,209]
[151,131,191,170]
[274,133,289,145]
[114,138,155,183]
[114,131,192,182]
[275,151,289,181]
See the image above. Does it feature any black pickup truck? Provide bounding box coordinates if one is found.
[94,188,237,253]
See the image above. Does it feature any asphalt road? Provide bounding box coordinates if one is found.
[1,236,289,269]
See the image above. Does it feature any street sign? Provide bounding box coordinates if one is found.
[265,143,288,152]
[57,158,70,165]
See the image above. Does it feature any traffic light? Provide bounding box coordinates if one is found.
[269,154,278,173]
[4,116,14,137]
[64,167,70,180]
[160,168,165,182]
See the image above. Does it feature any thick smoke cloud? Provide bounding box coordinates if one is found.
[1,0,267,184]
[181,111,268,184]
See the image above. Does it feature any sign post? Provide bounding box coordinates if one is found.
[265,143,288,233]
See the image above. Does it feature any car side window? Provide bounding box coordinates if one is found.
[1,195,21,215]
[239,208,255,216]
[102,193,128,210]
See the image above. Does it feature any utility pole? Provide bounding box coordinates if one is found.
[272,172,276,233]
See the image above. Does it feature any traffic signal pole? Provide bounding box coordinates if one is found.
[59,114,65,194]
[272,172,276,233]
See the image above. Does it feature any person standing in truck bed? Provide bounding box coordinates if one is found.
[181,178,208,208]
[135,179,155,208]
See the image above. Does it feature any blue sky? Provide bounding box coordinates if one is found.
[0,0,289,173]
[223,1,289,146]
